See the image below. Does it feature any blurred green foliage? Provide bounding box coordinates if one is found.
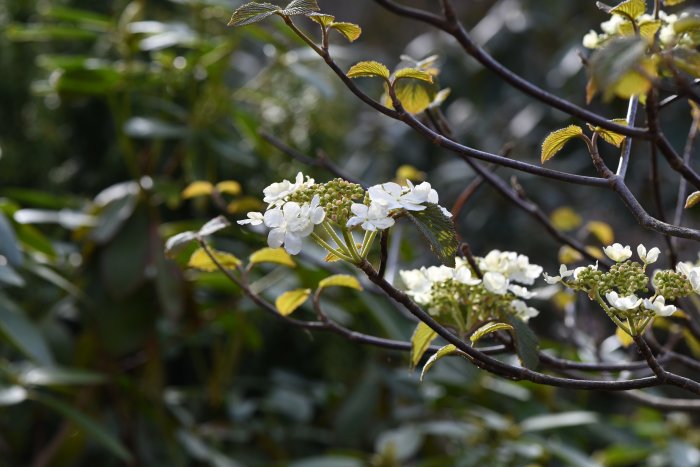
[1,0,700,466]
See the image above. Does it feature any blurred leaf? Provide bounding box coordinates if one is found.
[318,274,362,291]
[0,265,25,287]
[188,248,241,272]
[227,2,280,27]
[411,321,437,370]
[550,207,583,231]
[420,344,458,381]
[470,322,513,344]
[506,315,539,369]
[586,220,615,244]
[198,216,231,237]
[0,386,28,406]
[280,0,320,16]
[16,365,106,386]
[329,22,362,42]
[685,191,700,209]
[347,61,390,80]
[275,289,311,316]
[404,203,458,267]
[250,247,296,267]
[0,212,23,266]
[616,326,634,347]
[0,294,54,365]
[182,181,214,199]
[541,125,583,163]
[32,392,132,462]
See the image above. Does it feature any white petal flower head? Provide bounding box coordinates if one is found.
[346,202,394,231]
[605,291,642,311]
[483,271,508,295]
[603,243,632,262]
[643,296,676,317]
[237,212,264,226]
[637,244,660,264]
[453,267,481,286]
[544,264,575,284]
[511,299,539,322]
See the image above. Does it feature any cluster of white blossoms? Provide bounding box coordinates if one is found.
[400,251,543,323]
[582,10,682,49]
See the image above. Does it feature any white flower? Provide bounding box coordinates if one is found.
[544,264,575,284]
[637,244,660,264]
[603,243,632,262]
[237,212,264,226]
[643,296,676,317]
[483,271,508,295]
[511,299,539,322]
[263,196,324,255]
[262,172,314,207]
[605,291,642,311]
[346,202,395,231]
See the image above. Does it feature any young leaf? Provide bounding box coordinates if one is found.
[404,203,458,267]
[275,288,311,316]
[228,2,280,27]
[470,322,514,344]
[329,22,362,42]
[393,68,434,83]
[347,61,390,80]
[411,322,437,370]
[685,191,700,209]
[616,326,634,348]
[588,118,628,147]
[188,248,241,272]
[215,181,242,196]
[198,216,230,237]
[250,247,296,267]
[318,274,363,291]
[308,13,335,27]
[420,344,459,381]
[541,125,584,163]
[280,0,320,16]
[506,315,540,370]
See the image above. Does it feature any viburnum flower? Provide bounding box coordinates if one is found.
[605,291,642,311]
[237,211,264,226]
[643,296,676,317]
[263,172,314,207]
[603,243,632,262]
[346,202,395,231]
[263,195,324,254]
[637,244,660,264]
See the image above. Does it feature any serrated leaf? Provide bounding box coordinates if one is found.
[506,315,539,369]
[275,288,311,316]
[550,207,583,231]
[586,220,615,244]
[685,191,700,209]
[616,326,634,347]
[182,181,213,199]
[393,68,434,83]
[198,216,230,237]
[250,247,296,267]
[404,203,458,267]
[470,322,514,344]
[420,344,459,381]
[588,118,628,147]
[280,0,319,16]
[329,22,362,42]
[228,2,280,27]
[215,181,242,196]
[308,13,335,27]
[347,61,390,80]
[540,125,584,163]
[165,231,197,255]
[188,247,241,272]
[318,274,363,291]
[599,0,646,19]
[411,322,437,370]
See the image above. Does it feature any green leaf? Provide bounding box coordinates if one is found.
[410,322,437,370]
[188,248,241,271]
[506,315,539,370]
[309,13,335,27]
[685,191,700,209]
[597,0,646,19]
[329,22,362,42]
[393,68,434,83]
[318,274,362,291]
[227,2,280,27]
[347,61,390,80]
[280,0,320,16]
[250,247,296,267]
[470,322,514,344]
[275,289,311,316]
[33,392,132,462]
[404,203,458,267]
[588,118,628,147]
[0,294,54,366]
[0,386,28,406]
[541,125,584,163]
[420,344,459,381]
[0,212,23,267]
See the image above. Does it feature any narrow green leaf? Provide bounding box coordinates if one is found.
[470,322,514,344]
[188,248,241,271]
[685,191,700,209]
[280,0,320,16]
[506,315,540,370]
[0,294,54,366]
[275,289,311,316]
[0,212,23,266]
[393,68,434,83]
[541,125,584,163]
[308,13,335,27]
[329,22,362,42]
[410,322,437,370]
[404,203,458,267]
[32,392,132,462]
[420,344,459,381]
[347,61,390,80]
[587,118,628,147]
[318,274,362,291]
[227,2,280,27]
[250,247,296,267]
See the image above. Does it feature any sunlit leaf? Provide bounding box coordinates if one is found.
[411,322,437,370]
[470,322,513,344]
[215,181,242,196]
[550,207,583,231]
[586,220,615,244]
[280,0,320,16]
[347,61,390,80]
[404,203,458,267]
[685,191,700,209]
[308,13,335,27]
[541,125,584,163]
[227,2,280,27]
[318,274,362,291]
[420,344,458,381]
[275,288,311,316]
[329,22,361,42]
[616,326,634,347]
[182,181,214,199]
[250,247,296,267]
[188,247,241,272]
[393,68,434,83]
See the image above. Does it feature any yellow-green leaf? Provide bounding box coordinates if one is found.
[685,191,700,209]
[411,321,437,370]
[540,125,584,163]
[215,180,242,196]
[188,247,241,272]
[616,326,634,347]
[609,0,647,20]
[182,181,214,199]
[250,247,296,267]
[318,274,362,291]
[420,344,459,381]
[470,322,514,344]
[329,22,361,42]
[393,67,434,84]
[347,61,390,80]
[308,13,335,27]
[550,207,583,231]
[586,220,615,244]
[588,118,628,147]
[275,288,311,316]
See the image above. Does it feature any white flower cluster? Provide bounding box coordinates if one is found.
[582,11,681,49]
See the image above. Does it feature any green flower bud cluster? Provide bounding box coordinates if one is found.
[653,270,692,301]
[289,178,365,225]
